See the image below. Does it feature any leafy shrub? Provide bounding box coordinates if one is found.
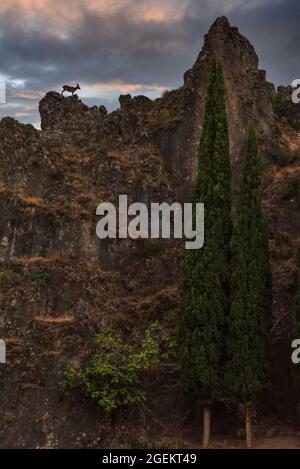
[23,268,49,286]
[272,148,294,167]
[3,412,14,424]
[0,270,23,286]
[271,91,286,115]
[0,268,49,287]
[62,322,176,412]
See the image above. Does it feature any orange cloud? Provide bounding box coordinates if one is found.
[0,0,188,26]
[80,80,167,99]
[86,80,166,92]
[11,90,45,100]
[15,107,35,117]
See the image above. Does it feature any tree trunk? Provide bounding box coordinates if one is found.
[202,405,211,449]
[245,404,252,449]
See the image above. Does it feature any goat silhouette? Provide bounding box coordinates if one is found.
[62,83,81,96]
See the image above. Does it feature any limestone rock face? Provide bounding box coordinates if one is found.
[39,91,107,132]
[273,86,300,131]
[159,16,276,195]
[0,16,300,448]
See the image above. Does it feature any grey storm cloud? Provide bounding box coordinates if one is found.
[0,0,298,126]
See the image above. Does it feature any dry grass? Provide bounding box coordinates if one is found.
[11,251,71,267]
[0,179,7,193]
[263,166,300,203]
[78,209,91,220]
[3,337,22,345]
[17,191,48,209]
[77,192,95,205]
[281,126,300,152]
[35,314,75,324]
[145,106,185,131]
[63,152,89,166]
[138,147,162,162]
[106,149,135,170]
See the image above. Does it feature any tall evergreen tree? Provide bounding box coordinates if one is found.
[178,58,232,448]
[225,127,272,448]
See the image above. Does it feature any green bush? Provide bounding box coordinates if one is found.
[3,412,14,424]
[0,268,49,288]
[272,148,294,167]
[62,322,176,412]
[23,268,49,287]
[0,270,23,286]
[271,91,286,115]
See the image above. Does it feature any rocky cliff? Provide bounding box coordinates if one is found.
[0,17,300,448]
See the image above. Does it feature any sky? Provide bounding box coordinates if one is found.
[0,0,299,128]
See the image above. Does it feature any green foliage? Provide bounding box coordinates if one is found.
[224,127,272,405]
[272,147,294,167]
[178,58,232,404]
[62,322,176,412]
[271,90,286,115]
[0,270,23,286]
[3,412,14,424]
[23,268,49,287]
[0,268,49,287]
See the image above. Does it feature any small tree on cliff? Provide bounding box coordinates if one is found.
[225,127,272,448]
[178,58,232,448]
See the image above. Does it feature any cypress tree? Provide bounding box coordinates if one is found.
[225,127,272,448]
[178,58,231,448]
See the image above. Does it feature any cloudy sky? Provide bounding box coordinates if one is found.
[0,0,299,127]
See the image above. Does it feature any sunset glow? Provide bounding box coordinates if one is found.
[0,0,297,126]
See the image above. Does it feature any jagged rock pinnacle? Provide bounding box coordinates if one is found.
[208,16,231,34]
[39,91,107,132]
[182,16,275,191]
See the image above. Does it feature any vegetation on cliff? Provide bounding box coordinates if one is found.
[178,58,232,448]
[62,322,176,413]
[224,127,272,447]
